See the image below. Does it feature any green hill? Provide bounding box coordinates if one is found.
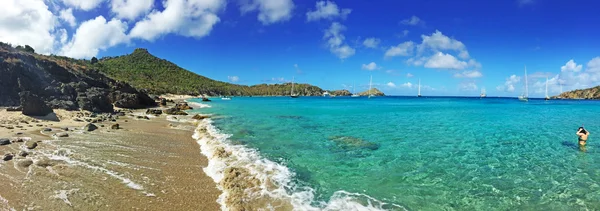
[96,49,325,96]
[358,88,385,96]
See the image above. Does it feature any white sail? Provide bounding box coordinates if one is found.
[369,75,373,98]
[545,77,549,98]
[525,66,528,98]
[291,77,295,95]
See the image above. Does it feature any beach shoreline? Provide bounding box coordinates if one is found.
[0,105,221,210]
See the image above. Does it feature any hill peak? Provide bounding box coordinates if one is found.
[132,48,151,55]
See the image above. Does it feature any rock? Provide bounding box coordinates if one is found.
[192,114,210,120]
[20,120,29,124]
[202,97,211,102]
[124,120,128,122]
[18,151,29,157]
[146,109,163,115]
[16,125,23,128]
[160,98,167,106]
[6,126,14,129]
[43,128,52,132]
[82,123,98,131]
[25,141,38,149]
[15,132,23,135]
[62,127,69,131]
[36,124,43,127]
[165,108,188,115]
[136,116,150,120]
[113,92,156,109]
[11,137,27,142]
[175,102,193,110]
[17,159,33,168]
[111,124,120,130]
[6,106,22,111]
[35,158,56,167]
[0,138,10,145]
[55,132,69,137]
[20,91,53,116]
[73,118,83,122]
[3,153,14,161]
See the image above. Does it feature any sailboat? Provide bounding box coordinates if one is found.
[290,77,299,98]
[368,75,375,98]
[545,77,550,100]
[351,82,360,97]
[518,66,528,101]
[221,96,231,100]
[417,79,422,97]
[480,88,486,98]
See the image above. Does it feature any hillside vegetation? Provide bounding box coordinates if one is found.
[96,49,331,96]
[555,86,600,99]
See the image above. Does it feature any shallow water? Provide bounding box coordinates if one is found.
[189,96,600,210]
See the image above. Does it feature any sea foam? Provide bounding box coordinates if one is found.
[193,119,405,211]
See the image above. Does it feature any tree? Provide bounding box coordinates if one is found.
[91,57,98,64]
[24,45,35,53]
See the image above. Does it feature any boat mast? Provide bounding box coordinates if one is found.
[418,79,421,96]
[369,75,372,96]
[525,66,528,98]
[291,76,295,95]
[545,77,549,98]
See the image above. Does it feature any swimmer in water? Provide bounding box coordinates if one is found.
[576,127,589,152]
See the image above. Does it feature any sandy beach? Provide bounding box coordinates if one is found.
[0,105,220,210]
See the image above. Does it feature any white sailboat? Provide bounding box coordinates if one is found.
[351,82,360,97]
[290,77,299,98]
[480,88,486,98]
[368,75,375,98]
[417,79,422,97]
[545,77,550,100]
[518,66,528,101]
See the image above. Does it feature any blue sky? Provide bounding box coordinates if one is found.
[1,0,599,97]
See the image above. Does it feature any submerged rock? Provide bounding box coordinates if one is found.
[192,114,210,120]
[17,159,33,168]
[202,97,211,102]
[83,123,98,131]
[55,132,69,137]
[0,138,10,145]
[146,109,163,115]
[18,151,29,157]
[328,136,380,151]
[111,124,120,130]
[35,158,57,167]
[3,153,14,161]
[25,141,38,149]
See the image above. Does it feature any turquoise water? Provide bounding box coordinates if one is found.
[189,96,600,210]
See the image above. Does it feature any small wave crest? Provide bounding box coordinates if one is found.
[193,119,405,211]
[187,101,212,109]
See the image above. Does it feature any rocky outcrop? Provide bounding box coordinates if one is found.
[329,90,352,96]
[192,114,210,120]
[0,44,156,112]
[358,88,385,96]
[20,91,53,116]
[555,86,600,99]
[83,123,98,131]
[25,141,38,149]
[175,102,193,110]
[0,138,10,145]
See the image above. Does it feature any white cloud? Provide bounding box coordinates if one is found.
[403,30,409,36]
[361,62,379,71]
[454,70,483,78]
[496,75,521,92]
[424,52,468,69]
[60,0,105,11]
[111,0,154,21]
[587,57,600,73]
[400,15,423,26]
[130,0,225,41]
[0,0,64,54]
[384,41,415,58]
[418,30,469,59]
[459,82,478,91]
[387,82,396,88]
[363,37,380,48]
[406,73,414,78]
[401,82,413,88]
[560,59,582,72]
[228,76,240,82]
[59,8,77,27]
[60,16,128,59]
[323,22,355,59]
[306,1,351,22]
[240,0,294,25]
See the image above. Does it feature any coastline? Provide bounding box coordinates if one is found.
[0,105,220,210]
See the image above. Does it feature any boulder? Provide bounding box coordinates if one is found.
[146,109,163,115]
[55,132,69,137]
[43,128,52,132]
[192,114,210,120]
[2,153,14,161]
[20,91,53,116]
[0,138,11,145]
[159,98,167,106]
[35,158,57,167]
[62,127,69,131]
[165,108,188,115]
[18,151,29,157]
[175,102,193,110]
[17,159,33,168]
[113,92,156,109]
[6,106,22,111]
[26,141,38,149]
[83,123,98,131]
[111,124,120,130]
[136,116,150,120]
[202,97,211,102]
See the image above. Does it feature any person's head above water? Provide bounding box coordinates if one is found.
[579,127,587,134]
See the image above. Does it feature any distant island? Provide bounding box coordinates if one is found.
[553,86,600,99]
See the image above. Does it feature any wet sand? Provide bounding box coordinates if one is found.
[0,109,220,210]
